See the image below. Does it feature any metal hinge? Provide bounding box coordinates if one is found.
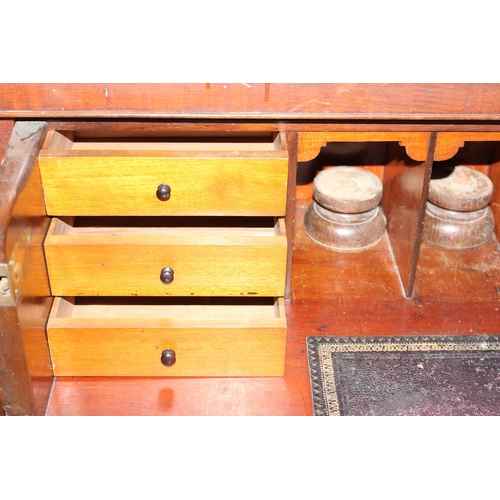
[0,229,31,307]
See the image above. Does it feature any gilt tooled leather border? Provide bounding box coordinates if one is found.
[306,335,500,416]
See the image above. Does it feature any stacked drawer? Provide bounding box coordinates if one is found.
[40,130,289,376]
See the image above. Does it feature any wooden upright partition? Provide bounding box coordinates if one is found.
[381,133,436,298]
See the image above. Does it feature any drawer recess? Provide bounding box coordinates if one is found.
[44,217,287,297]
[38,131,289,217]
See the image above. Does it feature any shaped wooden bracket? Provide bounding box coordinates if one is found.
[434,132,500,161]
[298,132,432,162]
[299,131,500,164]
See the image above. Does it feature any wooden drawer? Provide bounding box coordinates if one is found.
[44,217,287,297]
[47,297,287,376]
[38,131,289,217]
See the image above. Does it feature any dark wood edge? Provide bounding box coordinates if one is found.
[2,84,500,120]
[285,133,298,301]
[37,120,500,133]
[0,121,49,416]
[0,122,48,260]
[405,132,437,298]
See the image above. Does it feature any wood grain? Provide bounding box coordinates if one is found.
[38,152,288,217]
[43,120,500,135]
[435,132,500,161]
[298,132,432,162]
[44,218,287,297]
[3,84,500,120]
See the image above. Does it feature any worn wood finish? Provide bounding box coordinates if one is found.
[0,121,53,416]
[46,371,309,416]
[39,151,288,217]
[431,139,500,243]
[0,120,13,164]
[422,203,494,250]
[3,84,500,120]
[47,297,286,377]
[304,203,386,252]
[381,133,436,298]
[44,217,287,297]
[312,166,383,213]
[292,194,500,336]
[428,166,493,211]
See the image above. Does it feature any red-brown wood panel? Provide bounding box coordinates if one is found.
[2,84,500,120]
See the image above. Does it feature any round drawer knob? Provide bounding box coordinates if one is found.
[161,349,176,367]
[156,184,171,201]
[160,267,174,284]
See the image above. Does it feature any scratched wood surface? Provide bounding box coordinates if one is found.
[3,84,500,120]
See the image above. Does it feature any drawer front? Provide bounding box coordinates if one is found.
[47,298,287,377]
[48,326,287,377]
[38,153,288,216]
[44,219,287,297]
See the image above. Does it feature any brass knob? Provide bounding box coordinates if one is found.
[161,349,176,367]
[156,184,171,201]
[160,267,174,284]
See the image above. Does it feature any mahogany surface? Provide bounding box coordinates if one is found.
[3,84,500,120]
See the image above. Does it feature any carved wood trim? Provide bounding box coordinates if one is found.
[434,132,500,161]
[298,132,432,162]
